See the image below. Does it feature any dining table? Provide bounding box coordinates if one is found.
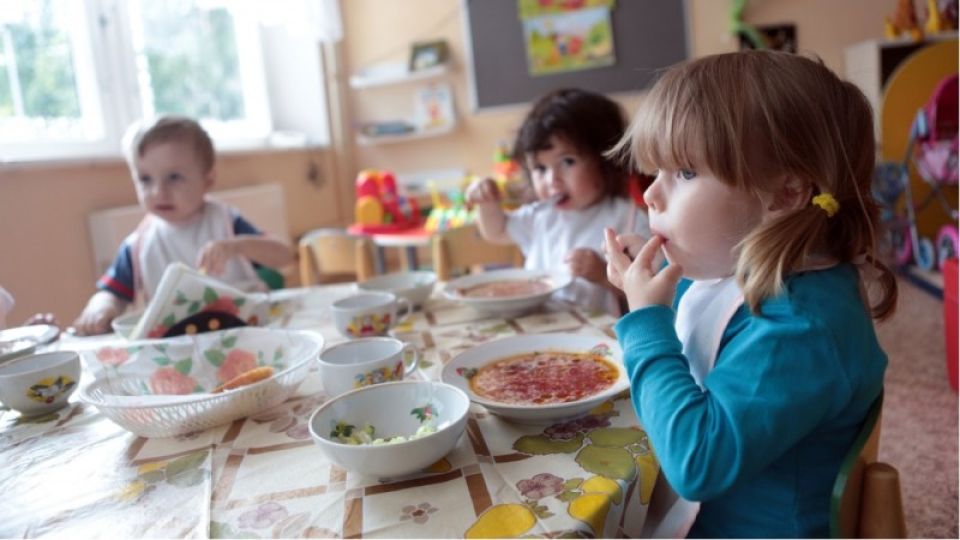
[0,282,667,538]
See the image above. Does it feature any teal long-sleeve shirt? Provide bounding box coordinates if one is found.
[614,264,886,538]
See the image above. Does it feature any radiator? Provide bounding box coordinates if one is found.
[87,183,290,276]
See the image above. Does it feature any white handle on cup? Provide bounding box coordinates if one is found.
[401,342,420,376]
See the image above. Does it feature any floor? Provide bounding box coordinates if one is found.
[874,276,958,538]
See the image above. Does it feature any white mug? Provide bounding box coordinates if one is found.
[330,291,411,339]
[318,337,420,398]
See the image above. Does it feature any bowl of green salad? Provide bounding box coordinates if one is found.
[308,380,469,478]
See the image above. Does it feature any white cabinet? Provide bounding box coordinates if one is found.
[349,62,456,146]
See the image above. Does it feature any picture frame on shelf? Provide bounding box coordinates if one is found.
[413,83,455,131]
[409,40,448,72]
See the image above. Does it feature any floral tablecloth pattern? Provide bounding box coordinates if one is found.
[0,284,657,538]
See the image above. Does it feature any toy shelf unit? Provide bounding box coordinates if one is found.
[845,31,958,140]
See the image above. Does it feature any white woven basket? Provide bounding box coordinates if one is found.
[80,331,322,438]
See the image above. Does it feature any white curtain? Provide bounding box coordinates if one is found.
[257,0,342,43]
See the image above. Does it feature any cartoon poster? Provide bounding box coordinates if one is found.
[518,0,616,77]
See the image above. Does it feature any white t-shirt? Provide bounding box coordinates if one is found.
[505,197,651,315]
[135,199,261,302]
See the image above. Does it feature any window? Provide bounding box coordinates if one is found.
[0,0,330,163]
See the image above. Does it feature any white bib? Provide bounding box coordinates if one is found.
[647,276,744,537]
[674,277,746,386]
[133,199,260,302]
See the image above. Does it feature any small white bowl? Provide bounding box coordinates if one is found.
[111,310,143,339]
[308,380,469,478]
[357,271,437,308]
[0,351,81,416]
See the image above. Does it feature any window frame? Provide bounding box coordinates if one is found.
[0,0,330,165]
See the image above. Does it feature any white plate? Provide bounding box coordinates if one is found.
[441,333,628,424]
[0,325,59,364]
[441,268,571,317]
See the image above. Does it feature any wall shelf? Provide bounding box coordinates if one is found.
[355,123,456,146]
[349,63,450,89]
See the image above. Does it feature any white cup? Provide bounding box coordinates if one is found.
[318,337,420,398]
[0,351,80,416]
[330,291,412,339]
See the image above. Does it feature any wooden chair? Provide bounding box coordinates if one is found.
[297,228,377,285]
[830,391,908,538]
[430,224,524,281]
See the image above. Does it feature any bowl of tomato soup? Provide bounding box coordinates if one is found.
[441,333,628,424]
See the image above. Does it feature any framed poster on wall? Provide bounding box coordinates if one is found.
[462,0,689,110]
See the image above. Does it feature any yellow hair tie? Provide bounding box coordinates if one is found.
[812,193,840,217]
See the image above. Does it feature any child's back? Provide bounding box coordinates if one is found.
[645,266,885,537]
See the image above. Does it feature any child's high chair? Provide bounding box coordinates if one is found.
[431,224,524,281]
[297,228,377,285]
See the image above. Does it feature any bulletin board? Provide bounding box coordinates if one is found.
[463,0,689,109]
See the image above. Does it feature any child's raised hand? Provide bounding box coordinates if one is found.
[603,228,683,311]
[197,239,236,276]
[465,177,501,206]
[564,248,607,284]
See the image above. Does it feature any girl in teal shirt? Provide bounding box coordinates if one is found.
[603,50,898,537]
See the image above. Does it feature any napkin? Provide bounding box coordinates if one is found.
[129,263,270,340]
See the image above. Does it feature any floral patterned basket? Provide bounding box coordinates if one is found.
[78,328,324,438]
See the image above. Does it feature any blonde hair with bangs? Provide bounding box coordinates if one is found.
[611,50,897,320]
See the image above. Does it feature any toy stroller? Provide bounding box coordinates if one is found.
[874,73,959,270]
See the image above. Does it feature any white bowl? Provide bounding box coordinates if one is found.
[111,310,143,338]
[357,271,437,308]
[441,333,628,424]
[308,380,469,478]
[442,268,572,317]
[0,351,81,416]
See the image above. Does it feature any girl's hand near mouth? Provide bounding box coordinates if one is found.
[603,228,682,311]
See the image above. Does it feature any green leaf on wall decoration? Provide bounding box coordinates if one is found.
[188,301,201,315]
[153,356,171,366]
[175,291,188,305]
[234,297,245,306]
[222,336,237,348]
[162,314,176,327]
